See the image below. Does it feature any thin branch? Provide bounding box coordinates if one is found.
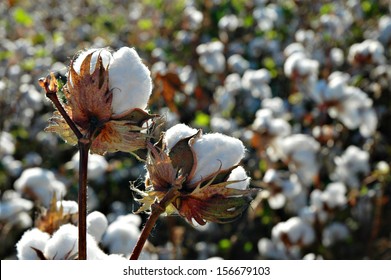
[129,186,180,260]
[39,74,83,139]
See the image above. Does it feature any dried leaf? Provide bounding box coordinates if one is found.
[111,107,156,126]
[89,120,149,155]
[35,195,77,235]
[45,110,78,146]
[155,72,183,113]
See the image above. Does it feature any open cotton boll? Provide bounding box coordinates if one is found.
[226,166,250,190]
[163,123,198,151]
[44,224,106,260]
[87,211,108,243]
[109,47,152,115]
[0,196,33,220]
[101,219,141,257]
[56,200,78,214]
[16,228,50,260]
[14,167,66,207]
[0,131,15,156]
[190,133,245,185]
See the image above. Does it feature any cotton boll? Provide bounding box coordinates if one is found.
[0,131,15,156]
[101,218,141,257]
[56,200,78,215]
[44,224,78,259]
[115,213,142,227]
[226,166,250,190]
[87,211,108,243]
[191,133,245,184]
[14,167,67,207]
[44,224,106,260]
[16,228,50,260]
[322,222,350,247]
[109,47,152,115]
[164,123,198,151]
[227,54,249,74]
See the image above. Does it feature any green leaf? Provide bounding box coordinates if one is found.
[13,7,33,27]
[138,19,153,30]
[219,239,232,251]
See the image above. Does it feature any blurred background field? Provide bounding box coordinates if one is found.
[1,0,391,260]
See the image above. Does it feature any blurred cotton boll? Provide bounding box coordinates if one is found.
[322,222,350,247]
[44,224,106,260]
[0,131,15,156]
[272,217,315,247]
[196,41,226,74]
[101,214,143,258]
[242,69,272,99]
[87,211,108,243]
[0,191,34,224]
[332,146,370,189]
[16,228,50,260]
[14,167,67,207]
[67,152,108,181]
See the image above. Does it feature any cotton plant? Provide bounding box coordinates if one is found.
[38,46,155,259]
[130,123,254,259]
[0,190,34,229]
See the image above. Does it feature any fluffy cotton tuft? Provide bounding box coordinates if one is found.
[16,228,50,260]
[101,216,141,257]
[164,123,198,151]
[226,166,250,190]
[191,132,245,184]
[109,47,152,115]
[14,167,66,207]
[87,211,108,243]
[44,224,106,260]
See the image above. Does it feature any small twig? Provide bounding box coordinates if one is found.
[129,186,180,260]
[39,74,83,139]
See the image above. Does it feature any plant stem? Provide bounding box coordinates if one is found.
[39,74,83,139]
[129,187,180,260]
[78,138,91,260]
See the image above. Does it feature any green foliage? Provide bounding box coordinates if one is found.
[12,7,33,27]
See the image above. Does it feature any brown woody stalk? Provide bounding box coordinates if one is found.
[39,74,90,260]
